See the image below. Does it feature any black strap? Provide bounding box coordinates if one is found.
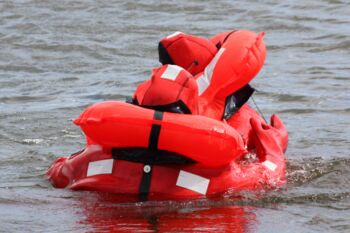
[223,30,237,44]
[215,30,237,50]
[223,84,255,120]
[132,99,191,114]
[158,42,174,65]
[139,167,153,201]
[111,148,194,165]
[148,124,161,150]
[138,111,163,201]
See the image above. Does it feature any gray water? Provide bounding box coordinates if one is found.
[0,0,349,232]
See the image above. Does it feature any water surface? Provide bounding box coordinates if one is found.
[0,0,349,232]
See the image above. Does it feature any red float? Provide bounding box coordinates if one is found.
[47,30,288,200]
[158,31,217,75]
[196,30,267,119]
[74,101,247,168]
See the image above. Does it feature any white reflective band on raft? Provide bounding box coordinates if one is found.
[176,170,209,195]
[166,31,183,39]
[161,65,183,81]
[87,159,114,177]
[197,48,226,96]
[262,160,277,171]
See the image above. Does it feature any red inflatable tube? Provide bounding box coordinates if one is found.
[47,141,285,200]
[210,30,233,47]
[196,30,267,119]
[47,103,287,200]
[74,101,247,168]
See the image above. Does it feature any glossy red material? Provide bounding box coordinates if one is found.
[74,101,247,168]
[47,29,288,200]
[159,32,217,75]
[133,65,199,114]
[197,30,267,119]
[47,102,287,200]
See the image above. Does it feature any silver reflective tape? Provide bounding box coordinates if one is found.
[262,160,277,171]
[196,74,209,96]
[176,170,209,195]
[197,48,225,96]
[87,159,114,177]
[166,31,183,39]
[161,65,183,81]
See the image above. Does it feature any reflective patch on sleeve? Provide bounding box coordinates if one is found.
[161,65,183,81]
[196,48,225,95]
[196,73,209,96]
[262,160,277,171]
[87,159,114,177]
[176,170,209,195]
[166,31,183,39]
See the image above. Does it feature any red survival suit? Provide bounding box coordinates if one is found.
[136,30,288,152]
[47,30,288,201]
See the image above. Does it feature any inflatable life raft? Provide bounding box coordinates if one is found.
[47,30,288,200]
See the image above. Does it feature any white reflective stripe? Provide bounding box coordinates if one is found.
[196,74,209,96]
[87,159,114,177]
[161,65,183,81]
[197,48,225,96]
[262,160,277,171]
[196,74,210,96]
[166,31,183,39]
[176,170,209,195]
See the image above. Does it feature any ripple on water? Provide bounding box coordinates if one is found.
[0,0,350,232]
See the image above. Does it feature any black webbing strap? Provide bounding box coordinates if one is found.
[111,148,194,165]
[216,30,237,49]
[138,110,163,201]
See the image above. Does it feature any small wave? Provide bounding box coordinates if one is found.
[22,139,43,145]
[0,95,54,104]
[278,108,318,114]
[261,192,350,205]
[0,64,44,73]
[276,94,310,102]
[306,66,334,75]
[287,157,350,186]
[311,34,348,41]
[82,93,126,101]
[308,40,350,52]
